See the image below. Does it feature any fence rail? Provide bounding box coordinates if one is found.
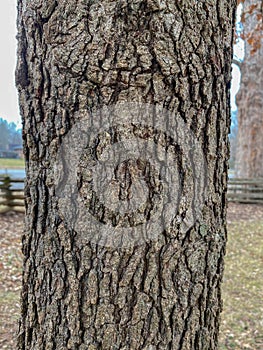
[227,178,263,204]
[1,176,263,213]
[0,176,25,213]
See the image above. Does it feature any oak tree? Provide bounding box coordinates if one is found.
[16,1,236,349]
[235,0,263,177]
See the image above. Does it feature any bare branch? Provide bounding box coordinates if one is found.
[232,59,242,68]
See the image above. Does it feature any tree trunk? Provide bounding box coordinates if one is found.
[235,0,263,178]
[16,1,236,349]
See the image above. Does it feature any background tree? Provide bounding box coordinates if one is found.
[229,110,238,169]
[0,117,22,150]
[0,118,9,150]
[8,121,23,146]
[235,0,263,177]
[16,1,236,349]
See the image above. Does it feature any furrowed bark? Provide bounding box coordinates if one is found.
[235,0,263,178]
[16,1,236,349]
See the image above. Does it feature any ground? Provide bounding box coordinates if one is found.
[0,158,25,169]
[220,203,263,349]
[0,204,262,349]
[0,212,23,350]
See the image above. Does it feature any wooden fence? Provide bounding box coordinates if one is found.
[227,178,263,204]
[0,176,263,213]
[0,176,25,213]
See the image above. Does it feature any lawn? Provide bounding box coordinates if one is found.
[0,158,25,169]
[0,204,262,349]
[219,219,263,349]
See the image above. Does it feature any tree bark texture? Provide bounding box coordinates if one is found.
[16,1,236,349]
[235,0,263,178]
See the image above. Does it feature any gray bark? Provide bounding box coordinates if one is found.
[16,1,236,349]
[235,0,263,178]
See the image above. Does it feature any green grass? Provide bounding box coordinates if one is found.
[0,158,25,169]
[219,220,263,349]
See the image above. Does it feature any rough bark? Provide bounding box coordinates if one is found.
[235,0,263,178]
[16,1,236,349]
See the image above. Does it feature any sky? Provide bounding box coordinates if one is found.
[0,1,242,129]
[0,0,21,127]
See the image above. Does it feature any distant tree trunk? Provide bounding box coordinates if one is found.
[16,1,236,349]
[236,0,263,178]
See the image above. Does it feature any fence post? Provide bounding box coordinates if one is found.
[0,176,14,211]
